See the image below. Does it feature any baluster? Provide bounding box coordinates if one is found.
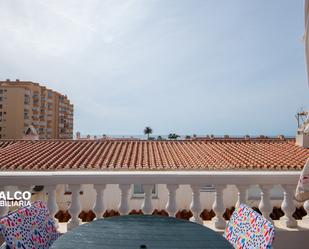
[259,185,273,223]
[118,184,130,215]
[190,185,203,224]
[67,184,82,230]
[45,185,59,227]
[166,184,179,217]
[280,184,297,228]
[235,184,247,208]
[212,185,226,229]
[302,200,309,223]
[0,186,9,217]
[18,185,32,194]
[93,184,106,219]
[141,184,153,214]
[18,185,33,205]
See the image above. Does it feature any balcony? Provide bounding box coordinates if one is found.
[39,121,46,126]
[0,171,308,248]
[24,103,30,109]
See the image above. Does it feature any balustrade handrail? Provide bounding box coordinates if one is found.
[0,171,301,185]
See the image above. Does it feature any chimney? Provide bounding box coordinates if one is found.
[23,126,39,140]
[296,121,309,148]
[76,131,81,140]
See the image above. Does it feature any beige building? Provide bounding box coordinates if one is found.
[0,79,73,139]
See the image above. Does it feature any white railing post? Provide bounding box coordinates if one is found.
[142,184,154,214]
[118,184,130,215]
[93,184,106,219]
[67,184,82,230]
[190,185,203,224]
[280,184,297,228]
[235,184,247,208]
[302,200,309,223]
[212,185,226,229]
[45,185,59,227]
[259,185,273,224]
[18,185,33,201]
[166,184,179,217]
[0,186,9,217]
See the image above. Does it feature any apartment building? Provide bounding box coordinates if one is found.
[0,79,73,139]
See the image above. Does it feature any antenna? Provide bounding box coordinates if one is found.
[295,108,308,128]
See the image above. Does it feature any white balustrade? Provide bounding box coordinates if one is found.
[302,200,309,223]
[67,184,82,230]
[259,185,273,223]
[0,171,303,232]
[141,184,154,214]
[190,185,203,224]
[235,184,247,208]
[45,185,59,227]
[280,184,297,228]
[93,184,106,219]
[118,184,130,215]
[212,185,226,229]
[166,184,179,217]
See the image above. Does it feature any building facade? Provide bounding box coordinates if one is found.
[0,79,73,139]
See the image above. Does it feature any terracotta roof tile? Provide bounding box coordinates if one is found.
[0,138,308,171]
[0,140,18,149]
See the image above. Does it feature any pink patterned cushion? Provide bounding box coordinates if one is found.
[0,201,60,249]
[224,204,275,249]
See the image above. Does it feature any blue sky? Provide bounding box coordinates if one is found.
[0,0,308,136]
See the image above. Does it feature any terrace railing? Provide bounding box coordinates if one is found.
[0,171,307,231]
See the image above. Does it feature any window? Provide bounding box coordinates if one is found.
[24,95,30,104]
[0,89,3,94]
[132,184,157,198]
[0,105,2,109]
[0,97,2,101]
[24,112,29,119]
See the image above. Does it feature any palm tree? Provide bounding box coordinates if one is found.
[144,127,153,140]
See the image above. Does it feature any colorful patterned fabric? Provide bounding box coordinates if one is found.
[0,201,60,249]
[224,204,275,249]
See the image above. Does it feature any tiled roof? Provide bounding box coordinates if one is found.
[0,139,308,171]
[0,140,18,149]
